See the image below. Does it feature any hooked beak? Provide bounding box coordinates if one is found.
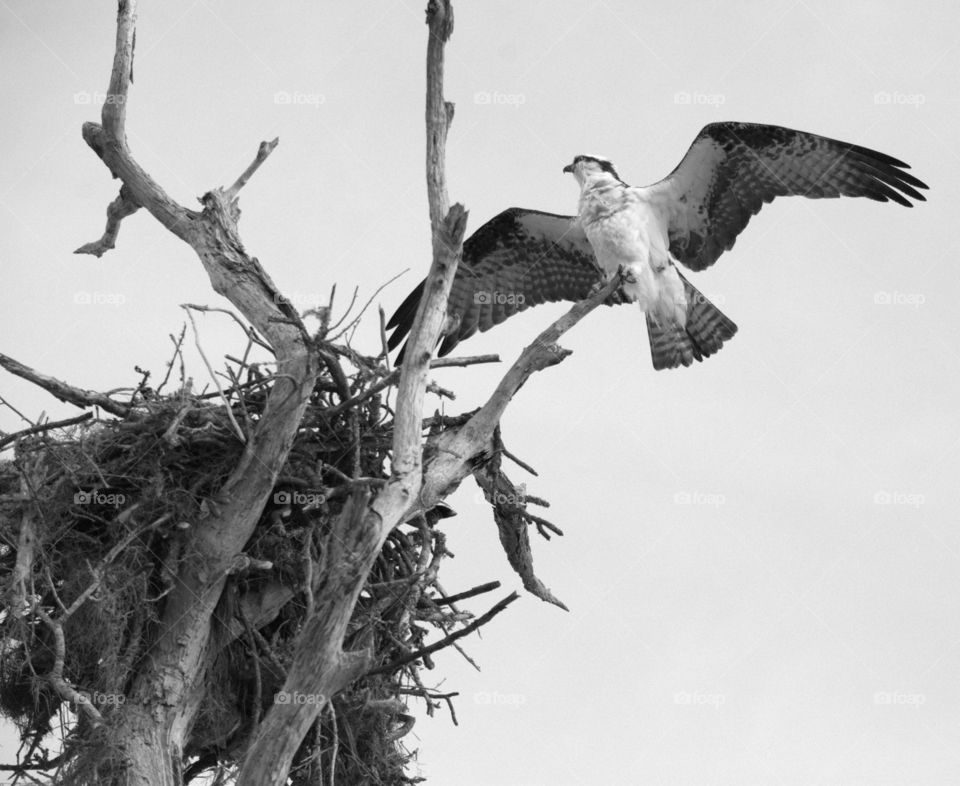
[562,163,574,174]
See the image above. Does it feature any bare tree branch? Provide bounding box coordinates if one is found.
[225,137,279,201]
[0,412,93,452]
[74,1,320,780]
[418,272,623,513]
[0,352,131,417]
[74,183,141,257]
[235,3,466,782]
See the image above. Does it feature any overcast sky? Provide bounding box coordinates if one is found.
[2,1,958,784]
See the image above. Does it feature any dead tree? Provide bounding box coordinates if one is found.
[0,2,619,784]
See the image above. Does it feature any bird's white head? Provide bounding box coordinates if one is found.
[562,154,623,187]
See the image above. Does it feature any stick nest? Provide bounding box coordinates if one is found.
[0,336,554,785]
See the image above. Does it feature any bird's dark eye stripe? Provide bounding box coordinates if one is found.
[572,155,617,175]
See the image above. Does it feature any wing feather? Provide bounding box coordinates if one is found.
[646,122,928,271]
[387,208,619,360]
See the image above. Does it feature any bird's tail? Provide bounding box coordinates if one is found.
[646,273,737,370]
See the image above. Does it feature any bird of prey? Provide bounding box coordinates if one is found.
[387,122,927,370]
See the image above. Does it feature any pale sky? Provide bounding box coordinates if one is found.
[2,1,958,784]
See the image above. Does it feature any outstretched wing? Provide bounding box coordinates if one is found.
[644,122,928,272]
[387,208,620,361]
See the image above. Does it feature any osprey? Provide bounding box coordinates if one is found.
[387,122,927,370]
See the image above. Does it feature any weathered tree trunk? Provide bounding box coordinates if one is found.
[0,3,617,783]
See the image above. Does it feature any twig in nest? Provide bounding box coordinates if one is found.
[0,413,93,452]
[162,379,194,445]
[181,304,273,354]
[365,592,520,676]
[301,529,315,618]
[425,381,455,400]
[326,701,339,786]
[156,325,188,396]
[0,352,130,417]
[425,580,500,607]
[0,395,34,428]
[327,271,407,344]
[183,307,246,443]
[326,286,358,334]
[378,306,391,370]
[325,353,498,419]
[239,603,264,736]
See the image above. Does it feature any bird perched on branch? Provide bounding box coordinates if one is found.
[387,122,927,370]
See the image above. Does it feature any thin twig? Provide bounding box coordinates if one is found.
[326,353,498,419]
[156,325,188,396]
[327,271,407,344]
[378,306,391,369]
[182,303,273,353]
[184,307,246,443]
[502,446,538,476]
[224,138,279,201]
[365,592,519,676]
[0,413,93,452]
[326,701,339,786]
[426,580,500,607]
